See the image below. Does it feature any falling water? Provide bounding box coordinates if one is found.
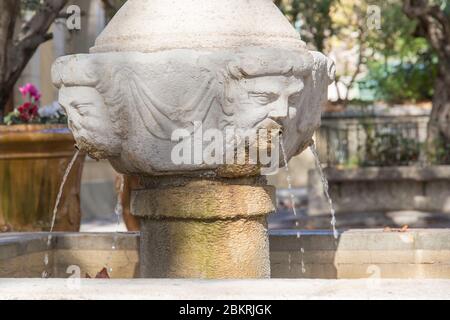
[300,247,306,274]
[106,174,125,274]
[42,150,80,278]
[310,144,339,240]
[279,139,298,218]
[280,138,306,273]
[297,232,306,274]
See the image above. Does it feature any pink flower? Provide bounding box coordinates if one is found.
[19,85,28,97]
[19,83,41,101]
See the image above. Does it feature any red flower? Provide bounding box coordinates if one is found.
[18,102,38,123]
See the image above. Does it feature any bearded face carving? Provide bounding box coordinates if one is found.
[52,48,334,175]
[224,75,302,132]
[52,57,122,160]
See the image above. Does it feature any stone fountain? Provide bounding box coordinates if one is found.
[51,0,334,279]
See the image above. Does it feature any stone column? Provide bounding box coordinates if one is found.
[132,175,275,279]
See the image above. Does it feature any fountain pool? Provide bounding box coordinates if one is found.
[1,230,450,280]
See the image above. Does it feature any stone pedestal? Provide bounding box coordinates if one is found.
[132,176,275,278]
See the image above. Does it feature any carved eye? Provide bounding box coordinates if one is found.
[288,92,302,105]
[249,92,278,105]
[73,103,92,115]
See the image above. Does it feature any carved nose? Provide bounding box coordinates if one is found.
[68,118,81,132]
[288,107,297,120]
[68,119,75,131]
[268,100,289,121]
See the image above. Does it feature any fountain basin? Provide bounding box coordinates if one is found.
[309,166,450,217]
[1,229,449,279]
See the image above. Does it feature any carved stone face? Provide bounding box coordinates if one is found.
[52,49,334,175]
[225,75,302,132]
[58,86,121,159]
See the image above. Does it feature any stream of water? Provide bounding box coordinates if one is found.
[42,150,80,278]
[280,139,305,273]
[310,144,339,240]
[106,175,125,274]
[279,139,298,219]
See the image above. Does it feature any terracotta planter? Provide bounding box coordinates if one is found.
[116,175,140,232]
[0,124,84,232]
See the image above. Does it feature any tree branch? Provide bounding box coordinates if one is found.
[0,0,68,114]
[101,0,119,12]
[403,0,450,61]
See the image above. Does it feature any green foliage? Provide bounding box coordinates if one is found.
[275,0,338,52]
[21,0,42,12]
[290,0,337,52]
[3,110,23,125]
[359,50,438,103]
[357,0,439,103]
[277,0,438,104]
[365,0,418,57]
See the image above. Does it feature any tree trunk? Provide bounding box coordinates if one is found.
[428,72,450,144]
[0,0,19,118]
[4,91,14,115]
[101,0,126,22]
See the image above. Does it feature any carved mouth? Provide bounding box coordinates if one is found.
[255,118,284,134]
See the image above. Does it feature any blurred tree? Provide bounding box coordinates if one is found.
[101,0,126,22]
[361,53,437,103]
[331,1,374,104]
[0,0,68,118]
[275,0,440,108]
[403,0,450,146]
[358,0,438,104]
[275,0,338,53]
[275,0,375,105]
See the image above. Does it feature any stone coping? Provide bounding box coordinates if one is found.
[0,279,449,300]
[324,166,450,182]
[1,229,450,260]
[0,232,139,260]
